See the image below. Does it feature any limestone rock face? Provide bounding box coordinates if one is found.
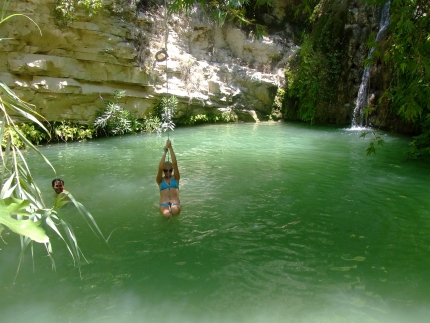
[0,0,297,123]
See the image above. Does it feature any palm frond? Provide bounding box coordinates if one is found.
[0,0,108,279]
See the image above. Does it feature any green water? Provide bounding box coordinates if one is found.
[1,122,430,323]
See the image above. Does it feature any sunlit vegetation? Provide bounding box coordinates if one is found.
[54,0,103,22]
[1,122,95,149]
[94,90,142,136]
[176,111,236,125]
[169,0,274,39]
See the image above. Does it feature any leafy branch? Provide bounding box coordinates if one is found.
[360,131,385,156]
[1,0,107,279]
[53,0,103,22]
[94,90,141,136]
[159,95,178,133]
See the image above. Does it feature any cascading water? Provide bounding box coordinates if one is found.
[352,0,391,127]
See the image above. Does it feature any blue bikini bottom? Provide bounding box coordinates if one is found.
[160,203,180,208]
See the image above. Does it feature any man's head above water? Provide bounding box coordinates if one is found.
[52,178,65,194]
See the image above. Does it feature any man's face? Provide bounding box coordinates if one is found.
[53,181,64,194]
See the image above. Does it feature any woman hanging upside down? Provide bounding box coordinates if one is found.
[156,139,181,217]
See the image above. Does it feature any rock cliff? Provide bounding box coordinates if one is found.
[0,0,298,123]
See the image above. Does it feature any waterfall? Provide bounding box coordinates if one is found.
[352,1,391,127]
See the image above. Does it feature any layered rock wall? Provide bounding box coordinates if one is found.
[0,0,297,123]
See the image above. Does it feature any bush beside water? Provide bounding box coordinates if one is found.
[2,112,237,149]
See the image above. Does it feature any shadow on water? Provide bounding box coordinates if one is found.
[1,122,430,323]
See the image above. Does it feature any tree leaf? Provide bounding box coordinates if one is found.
[0,198,49,243]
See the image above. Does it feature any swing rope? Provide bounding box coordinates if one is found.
[164,0,173,214]
[157,1,180,218]
[164,0,169,98]
[160,0,170,162]
[152,1,177,217]
[166,0,170,153]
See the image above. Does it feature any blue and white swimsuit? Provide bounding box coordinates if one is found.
[159,177,179,191]
[159,177,180,208]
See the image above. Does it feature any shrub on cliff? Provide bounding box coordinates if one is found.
[94,90,142,136]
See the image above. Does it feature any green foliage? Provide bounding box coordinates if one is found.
[270,88,285,120]
[364,33,380,65]
[272,88,285,110]
[54,0,103,22]
[364,0,430,156]
[52,121,94,142]
[158,96,178,133]
[94,90,142,136]
[176,111,236,125]
[408,115,430,159]
[294,0,321,26]
[18,123,48,145]
[360,131,385,156]
[169,0,273,39]
[285,0,350,124]
[0,197,48,243]
[180,113,210,125]
[1,125,24,149]
[0,80,106,278]
[1,0,106,279]
[142,113,161,133]
[3,122,93,148]
[1,123,48,149]
[383,0,429,120]
[380,0,430,155]
[1,122,94,148]
[285,36,324,123]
